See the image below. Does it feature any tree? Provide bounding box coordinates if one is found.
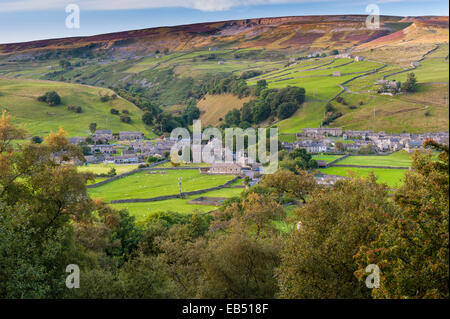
[277,102,298,120]
[355,142,449,299]
[277,175,394,298]
[402,72,418,92]
[240,101,253,123]
[241,193,284,237]
[147,155,160,163]
[89,123,97,134]
[335,141,344,152]
[120,115,131,123]
[199,231,281,298]
[251,101,271,123]
[263,168,317,203]
[224,108,241,127]
[142,111,154,125]
[0,113,93,298]
[181,100,200,126]
[31,136,43,144]
[37,91,61,106]
[280,148,317,172]
[255,80,268,96]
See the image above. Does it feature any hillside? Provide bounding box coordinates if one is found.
[0,14,447,135]
[0,15,423,55]
[197,94,254,126]
[0,78,153,137]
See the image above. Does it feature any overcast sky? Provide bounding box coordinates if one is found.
[0,0,448,44]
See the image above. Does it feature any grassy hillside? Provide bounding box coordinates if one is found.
[0,78,154,137]
[197,93,254,126]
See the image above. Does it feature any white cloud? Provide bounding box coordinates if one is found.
[0,0,337,13]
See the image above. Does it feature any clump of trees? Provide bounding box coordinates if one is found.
[67,105,82,113]
[223,85,305,127]
[402,72,418,92]
[120,114,131,123]
[279,148,318,172]
[322,102,342,126]
[37,91,61,106]
[100,93,117,103]
[152,99,200,134]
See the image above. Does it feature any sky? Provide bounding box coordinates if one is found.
[0,0,448,44]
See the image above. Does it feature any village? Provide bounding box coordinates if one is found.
[68,127,449,186]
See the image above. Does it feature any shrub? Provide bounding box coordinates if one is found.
[325,103,335,113]
[122,109,129,114]
[37,91,61,106]
[110,108,119,115]
[31,136,43,144]
[120,115,131,123]
[147,155,160,163]
[100,95,111,102]
[68,105,82,113]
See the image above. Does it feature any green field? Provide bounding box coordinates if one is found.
[78,163,140,175]
[273,101,325,133]
[319,166,408,188]
[88,169,235,202]
[111,186,244,221]
[0,78,154,137]
[337,151,413,167]
[312,154,345,163]
[387,57,449,83]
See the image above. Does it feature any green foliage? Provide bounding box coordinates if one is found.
[224,108,241,126]
[280,148,318,172]
[141,111,154,125]
[120,114,131,123]
[355,143,449,299]
[67,105,82,113]
[89,122,97,133]
[277,175,393,298]
[31,136,43,144]
[402,72,418,92]
[37,91,61,106]
[277,102,299,120]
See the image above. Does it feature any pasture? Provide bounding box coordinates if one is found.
[336,151,413,167]
[88,169,235,202]
[319,166,408,188]
[110,186,244,221]
[0,78,153,137]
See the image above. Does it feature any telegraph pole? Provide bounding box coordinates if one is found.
[178,177,183,198]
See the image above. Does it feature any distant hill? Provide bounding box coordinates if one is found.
[2,15,447,56]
